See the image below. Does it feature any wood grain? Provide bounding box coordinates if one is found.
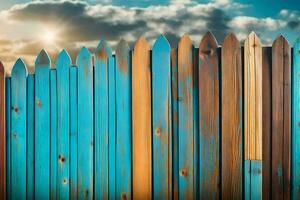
[272,35,291,199]
[244,32,263,160]
[132,36,152,199]
[221,33,242,199]
[0,62,5,200]
[198,31,220,199]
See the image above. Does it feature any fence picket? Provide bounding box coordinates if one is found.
[35,50,51,199]
[0,62,5,200]
[221,33,242,199]
[27,74,34,199]
[244,32,262,199]
[132,36,152,199]
[11,58,27,199]
[272,35,291,198]
[292,36,300,199]
[198,31,220,199]
[152,35,172,199]
[56,49,72,199]
[50,69,57,199]
[115,40,132,199]
[178,33,195,199]
[70,65,78,199]
[94,40,110,199]
[5,77,11,199]
[77,47,93,199]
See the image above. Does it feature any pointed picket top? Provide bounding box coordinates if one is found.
[199,31,218,49]
[134,36,150,50]
[153,34,170,52]
[12,58,28,77]
[116,39,130,74]
[56,49,72,69]
[178,33,193,47]
[223,32,240,46]
[96,40,112,61]
[245,31,262,47]
[294,35,300,49]
[76,47,91,64]
[35,49,51,67]
[272,34,289,48]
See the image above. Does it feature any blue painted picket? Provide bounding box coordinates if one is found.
[5,77,11,199]
[292,37,300,199]
[152,35,172,199]
[27,74,34,199]
[70,65,78,199]
[11,59,27,199]
[56,49,71,199]
[115,40,132,199]
[94,41,110,199]
[77,47,93,199]
[245,160,262,200]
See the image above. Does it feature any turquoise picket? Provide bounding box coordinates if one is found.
[108,53,116,199]
[152,35,172,199]
[245,160,262,200]
[27,74,34,199]
[56,49,71,199]
[115,39,132,199]
[5,77,11,198]
[77,47,93,199]
[94,40,110,199]
[292,37,300,199]
[35,50,51,199]
[50,69,57,199]
[245,160,251,200]
[70,65,78,199]
[11,58,27,199]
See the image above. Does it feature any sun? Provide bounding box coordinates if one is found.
[41,28,58,44]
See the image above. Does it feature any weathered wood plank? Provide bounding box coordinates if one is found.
[198,31,220,199]
[5,77,10,199]
[262,47,272,200]
[132,36,152,199]
[272,35,291,199]
[221,33,243,199]
[56,49,71,199]
[178,33,195,199]
[0,62,5,200]
[11,58,27,199]
[94,40,110,199]
[292,36,300,199]
[115,40,132,200]
[244,31,262,160]
[245,160,262,200]
[70,65,78,199]
[152,35,172,199]
[35,50,51,199]
[27,74,34,199]
[50,69,57,199]
[77,47,93,199]
[171,48,179,200]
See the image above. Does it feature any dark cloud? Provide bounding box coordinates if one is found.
[287,20,300,30]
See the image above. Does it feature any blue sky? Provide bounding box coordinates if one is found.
[0,0,299,71]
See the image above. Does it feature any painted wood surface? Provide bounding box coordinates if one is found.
[171,48,179,200]
[178,33,195,199]
[5,77,11,199]
[244,32,262,160]
[262,47,272,200]
[132,36,152,199]
[35,50,51,199]
[115,40,132,200]
[198,31,219,199]
[292,36,300,200]
[27,74,34,199]
[11,59,27,199]
[152,35,172,199]
[0,62,5,200]
[272,35,291,199]
[50,69,57,199]
[245,160,262,200]
[94,40,110,199]
[70,65,78,199]
[221,33,242,199]
[77,47,93,199]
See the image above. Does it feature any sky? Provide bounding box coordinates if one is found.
[0,0,300,72]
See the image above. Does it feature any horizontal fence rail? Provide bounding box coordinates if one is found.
[0,31,299,199]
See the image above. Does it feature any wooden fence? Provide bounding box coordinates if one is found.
[0,31,299,199]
